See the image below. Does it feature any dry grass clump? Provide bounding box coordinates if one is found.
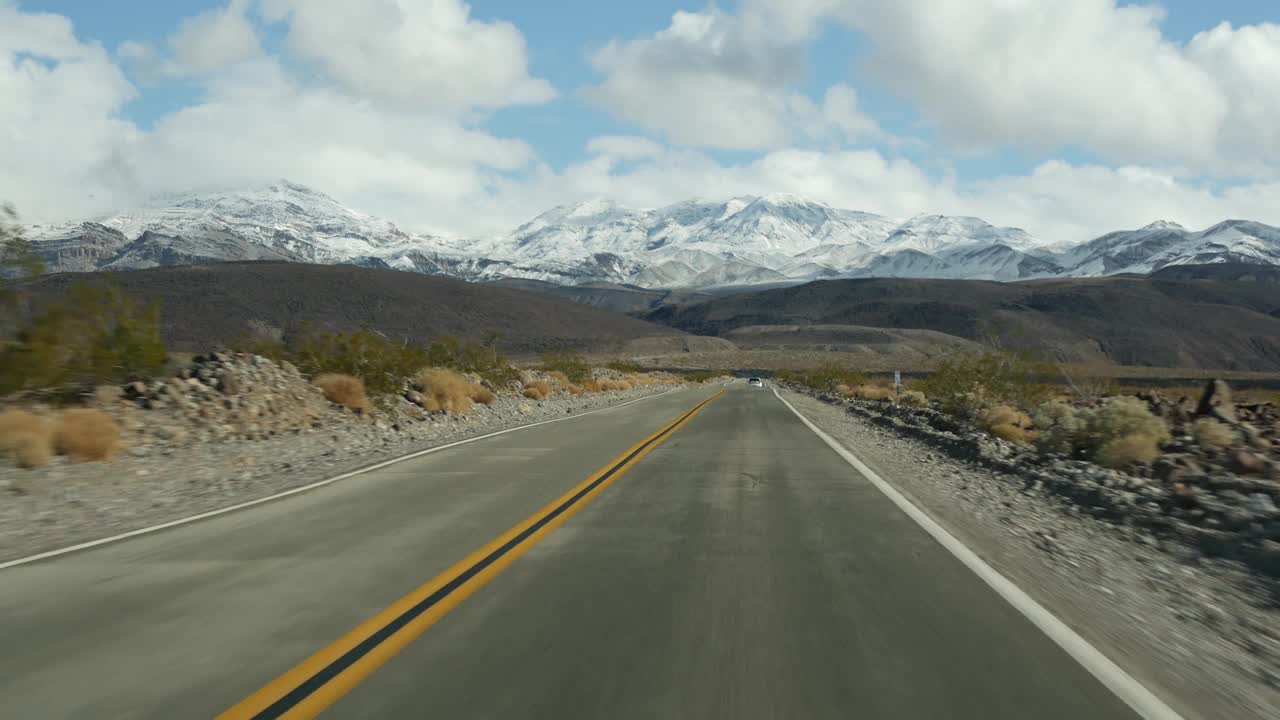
[855,385,897,401]
[53,408,122,463]
[899,390,928,408]
[565,383,585,396]
[546,370,571,388]
[0,408,54,469]
[1191,417,1236,450]
[416,368,476,414]
[523,379,552,401]
[313,373,373,414]
[978,405,1037,446]
[1096,434,1162,469]
[583,378,633,393]
[469,384,497,406]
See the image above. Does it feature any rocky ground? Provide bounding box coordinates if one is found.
[782,388,1280,720]
[0,353,683,563]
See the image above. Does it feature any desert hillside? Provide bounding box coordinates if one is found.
[17,262,684,354]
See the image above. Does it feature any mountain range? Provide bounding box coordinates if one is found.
[22,181,1280,288]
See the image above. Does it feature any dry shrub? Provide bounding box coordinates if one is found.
[546,370,571,388]
[469,384,497,406]
[978,405,1033,431]
[566,383,585,396]
[416,368,475,414]
[855,385,897,401]
[1096,434,1162,469]
[899,390,928,408]
[990,423,1036,445]
[523,379,552,401]
[835,383,855,399]
[53,408,122,463]
[1034,401,1083,455]
[1084,397,1170,456]
[0,408,54,468]
[313,373,373,413]
[1191,418,1236,450]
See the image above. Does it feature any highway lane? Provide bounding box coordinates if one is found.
[0,383,1146,719]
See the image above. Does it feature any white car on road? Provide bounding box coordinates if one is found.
[748,377,764,387]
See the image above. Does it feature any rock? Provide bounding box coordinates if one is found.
[1248,493,1279,514]
[218,371,242,395]
[404,390,426,407]
[1228,449,1268,476]
[1195,379,1236,424]
[124,381,148,398]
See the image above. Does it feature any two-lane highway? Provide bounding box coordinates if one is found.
[0,383,1153,719]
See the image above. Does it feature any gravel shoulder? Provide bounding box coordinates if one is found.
[0,385,680,564]
[782,389,1280,720]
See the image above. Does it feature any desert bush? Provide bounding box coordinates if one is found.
[546,370,571,388]
[523,379,552,401]
[53,408,122,463]
[978,405,1033,432]
[607,359,645,374]
[990,423,1036,445]
[415,368,475,414]
[922,350,1052,418]
[776,364,866,393]
[899,390,928,408]
[289,326,427,397]
[1082,397,1170,456]
[1034,401,1084,455]
[0,407,53,468]
[1191,418,1236,450]
[541,350,592,384]
[855,385,896,401]
[469,384,497,406]
[565,383,585,396]
[313,373,373,414]
[0,283,166,400]
[1096,434,1162,469]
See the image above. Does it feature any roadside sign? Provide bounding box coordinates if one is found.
[894,370,901,389]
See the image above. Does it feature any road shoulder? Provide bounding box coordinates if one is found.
[782,389,1280,720]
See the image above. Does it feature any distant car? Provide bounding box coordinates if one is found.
[748,377,764,387]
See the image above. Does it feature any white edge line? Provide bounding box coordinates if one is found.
[0,387,686,571]
[772,388,1185,720]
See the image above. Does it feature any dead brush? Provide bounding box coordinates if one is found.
[978,404,1037,446]
[855,385,897,401]
[313,373,373,414]
[546,370,571,388]
[53,408,123,463]
[523,379,552,401]
[469,384,497,406]
[415,368,476,414]
[0,408,55,469]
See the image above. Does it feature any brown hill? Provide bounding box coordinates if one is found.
[19,262,683,354]
[645,267,1280,371]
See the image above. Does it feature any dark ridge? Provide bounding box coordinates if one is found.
[17,261,682,354]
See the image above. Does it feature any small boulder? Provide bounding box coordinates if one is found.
[1228,449,1268,476]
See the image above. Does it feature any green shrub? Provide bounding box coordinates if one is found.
[1096,434,1162,469]
[775,363,866,392]
[540,350,592,384]
[921,350,1053,418]
[1033,401,1084,455]
[0,283,166,399]
[1082,397,1170,457]
[606,359,645,374]
[1190,418,1236,450]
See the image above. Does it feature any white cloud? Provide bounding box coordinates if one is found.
[167,0,261,74]
[584,6,878,151]
[744,0,1280,171]
[0,3,141,220]
[585,136,666,160]
[259,0,555,114]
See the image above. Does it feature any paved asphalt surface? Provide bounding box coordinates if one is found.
[0,383,1144,719]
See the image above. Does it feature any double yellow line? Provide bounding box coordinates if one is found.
[219,388,725,719]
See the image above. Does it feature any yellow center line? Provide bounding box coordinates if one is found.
[218,388,726,720]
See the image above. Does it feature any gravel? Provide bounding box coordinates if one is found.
[783,389,1280,720]
[0,383,678,564]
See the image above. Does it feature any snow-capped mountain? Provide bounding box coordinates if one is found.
[22,181,1280,288]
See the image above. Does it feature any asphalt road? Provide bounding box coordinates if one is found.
[0,383,1146,719]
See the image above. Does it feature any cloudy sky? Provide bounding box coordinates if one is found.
[3,0,1279,242]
